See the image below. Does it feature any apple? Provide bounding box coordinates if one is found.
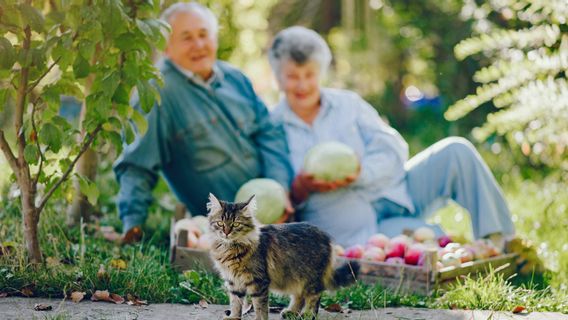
[174,218,202,237]
[362,247,386,262]
[455,248,474,263]
[344,245,364,259]
[441,252,461,268]
[390,235,412,246]
[187,232,199,248]
[404,244,425,265]
[437,235,452,248]
[333,244,346,257]
[386,241,407,259]
[385,257,405,264]
[413,227,436,243]
[367,233,390,249]
[445,242,462,252]
[191,216,210,234]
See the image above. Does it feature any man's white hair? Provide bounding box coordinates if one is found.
[268,26,332,80]
[160,2,219,37]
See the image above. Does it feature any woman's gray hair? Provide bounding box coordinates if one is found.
[268,26,332,79]
[160,2,218,37]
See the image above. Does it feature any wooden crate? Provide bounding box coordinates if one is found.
[337,252,517,295]
[169,209,516,295]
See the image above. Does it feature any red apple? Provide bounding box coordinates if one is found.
[363,247,386,262]
[367,233,390,249]
[386,241,407,259]
[404,244,425,265]
[437,235,452,248]
[344,245,364,259]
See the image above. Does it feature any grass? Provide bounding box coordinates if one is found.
[1,168,567,314]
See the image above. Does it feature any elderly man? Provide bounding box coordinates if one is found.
[114,2,294,243]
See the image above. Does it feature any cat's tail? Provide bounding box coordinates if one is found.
[327,261,360,289]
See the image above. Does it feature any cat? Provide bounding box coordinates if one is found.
[207,193,360,320]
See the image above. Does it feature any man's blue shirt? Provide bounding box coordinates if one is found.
[114,59,293,231]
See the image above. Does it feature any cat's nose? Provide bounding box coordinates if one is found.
[223,226,231,235]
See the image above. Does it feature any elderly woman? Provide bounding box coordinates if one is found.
[269,26,515,248]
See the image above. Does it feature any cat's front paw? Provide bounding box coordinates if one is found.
[280,309,299,319]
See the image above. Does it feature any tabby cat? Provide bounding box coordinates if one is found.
[207,193,359,320]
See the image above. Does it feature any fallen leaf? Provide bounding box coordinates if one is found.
[0,293,7,298]
[512,305,527,314]
[199,299,208,308]
[110,259,127,270]
[126,293,148,306]
[97,265,108,281]
[70,291,85,303]
[21,287,33,297]
[34,304,52,311]
[109,293,125,304]
[324,303,342,313]
[91,290,110,302]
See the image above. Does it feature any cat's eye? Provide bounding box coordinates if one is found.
[216,221,223,227]
[232,222,241,227]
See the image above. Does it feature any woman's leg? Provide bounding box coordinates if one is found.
[405,137,514,239]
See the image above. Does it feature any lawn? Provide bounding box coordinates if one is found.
[0,163,567,314]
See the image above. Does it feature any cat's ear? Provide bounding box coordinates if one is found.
[243,195,257,215]
[207,193,222,215]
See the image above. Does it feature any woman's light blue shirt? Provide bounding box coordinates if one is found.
[271,88,414,247]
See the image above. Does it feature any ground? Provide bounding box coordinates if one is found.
[1,298,567,320]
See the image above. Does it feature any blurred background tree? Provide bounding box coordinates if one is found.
[446,0,567,178]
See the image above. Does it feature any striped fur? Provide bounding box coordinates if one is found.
[207,193,359,320]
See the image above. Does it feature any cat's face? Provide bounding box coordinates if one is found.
[207,193,257,241]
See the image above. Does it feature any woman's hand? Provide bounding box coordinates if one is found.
[291,167,360,204]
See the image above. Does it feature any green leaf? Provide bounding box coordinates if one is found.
[100,0,127,37]
[112,83,130,105]
[73,55,90,79]
[136,80,156,113]
[24,144,40,165]
[19,3,45,32]
[131,110,147,136]
[38,122,63,153]
[101,71,120,98]
[0,37,15,70]
[77,39,95,61]
[78,175,99,206]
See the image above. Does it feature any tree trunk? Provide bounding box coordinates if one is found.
[66,147,97,227]
[21,181,42,263]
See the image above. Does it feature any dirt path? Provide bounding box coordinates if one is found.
[1,297,567,320]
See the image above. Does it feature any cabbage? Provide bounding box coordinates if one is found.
[303,141,359,181]
[234,178,287,224]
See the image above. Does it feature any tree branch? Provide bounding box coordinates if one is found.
[31,103,44,187]
[15,25,32,167]
[37,124,102,213]
[0,130,19,175]
[26,57,61,95]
